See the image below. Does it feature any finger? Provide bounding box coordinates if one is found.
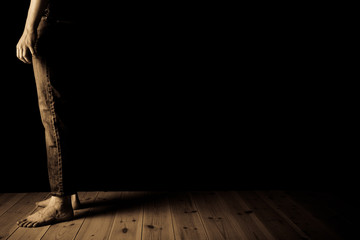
[29,45,36,57]
[16,48,20,60]
[17,48,24,63]
[23,50,32,64]
[18,48,26,63]
[20,48,31,64]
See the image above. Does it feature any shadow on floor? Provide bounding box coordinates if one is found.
[73,191,185,220]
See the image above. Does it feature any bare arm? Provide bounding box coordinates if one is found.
[16,0,49,64]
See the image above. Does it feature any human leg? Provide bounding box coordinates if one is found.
[31,42,75,197]
[17,19,76,228]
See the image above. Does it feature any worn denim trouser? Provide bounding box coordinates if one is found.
[33,17,79,196]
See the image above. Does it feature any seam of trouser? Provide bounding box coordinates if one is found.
[45,64,64,196]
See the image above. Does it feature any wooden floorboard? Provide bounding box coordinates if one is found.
[0,193,27,217]
[74,191,118,240]
[142,192,175,240]
[236,191,305,240]
[108,192,144,240]
[257,191,342,240]
[286,190,359,240]
[169,192,208,240]
[0,191,351,240]
[216,191,274,240]
[191,191,247,240]
[0,192,49,240]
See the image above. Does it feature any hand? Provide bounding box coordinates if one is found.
[16,29,37,64]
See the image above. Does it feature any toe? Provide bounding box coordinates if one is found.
[17,218,27,224]
[29,221,38,228]
[24,221,35,228]
[23,221,31,228]
[18,221,28,227]
[17,219,27,226]
[36,201,45,208]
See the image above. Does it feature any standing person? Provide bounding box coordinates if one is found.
[16,0,81,227]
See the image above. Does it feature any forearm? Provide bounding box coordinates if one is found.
[23,0,49,32]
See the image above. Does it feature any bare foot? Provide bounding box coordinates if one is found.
[36,193,81,210]
[17,196,73,228]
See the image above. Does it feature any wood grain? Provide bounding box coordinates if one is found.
[191,191,245,240]
[237,191,305,240]
[216,191,274,240]
[0,193,26,217]
[257,190,343,240]
[0,191,345,239]
[169,192,208,240]
[142,192,175,240]
[108,191,144,240]
[74,191,119,240]
[4,192,49,240]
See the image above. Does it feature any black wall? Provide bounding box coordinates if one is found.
[1,1,354,192]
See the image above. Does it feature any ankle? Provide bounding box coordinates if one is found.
[51,196,72,206]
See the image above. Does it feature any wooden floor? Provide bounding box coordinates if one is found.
[0,191,354,240]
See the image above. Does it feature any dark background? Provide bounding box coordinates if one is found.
[1,1,355,192]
